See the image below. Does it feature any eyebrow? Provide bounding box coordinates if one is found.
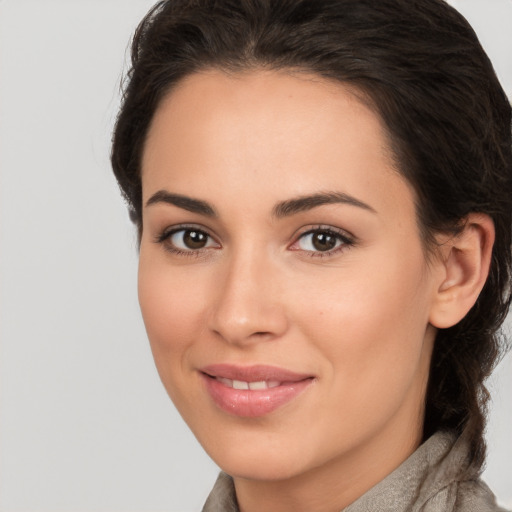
[272,191,376,218]
[145,189,376,218]
[145,190,217,217]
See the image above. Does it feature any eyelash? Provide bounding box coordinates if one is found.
[154,224,219,258]
[154,224,355,258]
[291,226,355,258]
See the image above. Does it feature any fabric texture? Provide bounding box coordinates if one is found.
[202,430,508,512]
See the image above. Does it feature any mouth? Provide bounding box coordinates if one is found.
[199,364,314,418]
[211,377,282,390]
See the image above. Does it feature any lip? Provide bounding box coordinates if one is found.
[200,364,314,418]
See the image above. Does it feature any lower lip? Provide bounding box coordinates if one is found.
[201,374,313,418]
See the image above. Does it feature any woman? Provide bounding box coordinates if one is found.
[111,0,512,510]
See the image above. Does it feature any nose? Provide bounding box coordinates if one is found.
[208,249,289,346]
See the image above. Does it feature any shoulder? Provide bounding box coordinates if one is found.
[343,430,507,512]
[413,430,508,512]
[420,477,509,512]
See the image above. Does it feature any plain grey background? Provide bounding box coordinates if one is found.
[0,1,511,510]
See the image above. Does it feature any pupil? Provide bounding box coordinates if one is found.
[312,232,336,251]
[184,230,207,249]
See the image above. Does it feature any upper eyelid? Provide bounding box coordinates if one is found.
[158,223,219,241]
[293,225,355,242]
[155,225,221,256]
[287,225,356,255]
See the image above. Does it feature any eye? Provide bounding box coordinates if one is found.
[156,226,220,254]
[291,227,354,255]
[170,228,213,250]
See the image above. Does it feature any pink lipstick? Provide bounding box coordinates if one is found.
[200,364,314,417]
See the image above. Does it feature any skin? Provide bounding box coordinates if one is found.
[137,69,475,512]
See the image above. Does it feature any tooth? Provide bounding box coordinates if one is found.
[217,377,233,388]
[267,381,280,388]
[248,381,267,390]
[233,380,249,390]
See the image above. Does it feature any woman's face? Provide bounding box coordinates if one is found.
[138,70,441,484]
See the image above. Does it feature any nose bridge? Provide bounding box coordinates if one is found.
[209,243,287,345]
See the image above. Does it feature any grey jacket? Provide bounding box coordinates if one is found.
[202,430,508,512]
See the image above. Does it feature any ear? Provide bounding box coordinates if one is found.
[429,213,495,329]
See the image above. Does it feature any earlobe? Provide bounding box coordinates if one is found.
[429,214,495,329]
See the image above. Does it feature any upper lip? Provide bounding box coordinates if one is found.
[200,364,313,383]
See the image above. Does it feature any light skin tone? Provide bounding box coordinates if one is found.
[138,69,494,512]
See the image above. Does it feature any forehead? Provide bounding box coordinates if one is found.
[143,69,387,160]
[141,69,414,222]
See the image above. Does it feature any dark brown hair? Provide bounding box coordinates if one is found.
[111,0,512,470]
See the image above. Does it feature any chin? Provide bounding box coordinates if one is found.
[218,455,307,482]
[198,428,318,482]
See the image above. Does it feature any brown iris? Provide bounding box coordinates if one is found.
[183,230,209,249]
[311,231,338,251]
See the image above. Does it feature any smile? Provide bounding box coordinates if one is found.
[215,378,281,390]
[200,364,314,418]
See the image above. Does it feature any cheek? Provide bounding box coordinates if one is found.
[137,255,207,371]
[293,249,432,392]
[290,270,432,451]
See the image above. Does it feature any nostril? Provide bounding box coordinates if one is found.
[208,296,288,345]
